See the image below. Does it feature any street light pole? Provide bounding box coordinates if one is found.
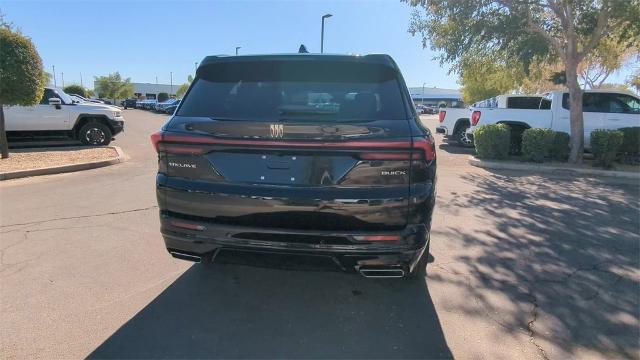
[422,82,426,105]
[194,61,198,74]
[80,72,83,88]
[235,46,241,55]
[61,72,65,88]
[170,72,173,96]
[321,14,332,53]
[52,65,56,87]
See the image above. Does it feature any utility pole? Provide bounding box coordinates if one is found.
[170,72,173,96]
[52,65,56,87]
[61,72,65,88]
[422,82,426,105]
[321,14,333,53]
[80,72,83,88]
[155,76,158,84]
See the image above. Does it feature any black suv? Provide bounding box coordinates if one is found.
[152,54,437,278]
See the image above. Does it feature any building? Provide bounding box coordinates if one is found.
[93,81,177,100]
[408,87,463,108]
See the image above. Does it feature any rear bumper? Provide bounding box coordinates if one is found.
[159,211,430,273]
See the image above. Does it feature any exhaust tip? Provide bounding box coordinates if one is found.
[170,251,202,263]
[359,268,405,278]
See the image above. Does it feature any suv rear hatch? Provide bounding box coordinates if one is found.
[154,55,433,232]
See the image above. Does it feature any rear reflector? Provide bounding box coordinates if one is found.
[471,111,481,126]
[438,111,446,123]
[353,235,401,241]
[170,220,205,231]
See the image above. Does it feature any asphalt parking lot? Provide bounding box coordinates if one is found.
[1,110,638,359]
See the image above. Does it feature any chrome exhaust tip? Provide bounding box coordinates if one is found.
[170,251,202,263]
[359,268,406,278]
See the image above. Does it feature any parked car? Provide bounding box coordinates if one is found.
[155,99,179,112]
[163,100,181,114]
[142,100,157,110]
[97,98,113,105]
[151,53,437,278]
[467,90,640,149]
[4,87,124,145]
[121,99,137,109]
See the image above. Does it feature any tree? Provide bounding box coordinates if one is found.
[85,88,95,98]
[628,71,640,93]
[157,92,169,102]
[63,84,86,97]
[94,72,134,104]
[176,75,193,99]
[42,71,52,86]
[579,35,639,89]
[407,0,640,163]
[0,27,45,159]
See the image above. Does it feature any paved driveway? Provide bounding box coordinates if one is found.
[1,111,638,359]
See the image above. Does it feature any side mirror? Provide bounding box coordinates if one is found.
[48,98,62,106]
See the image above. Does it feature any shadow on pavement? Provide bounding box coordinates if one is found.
[88,263,452,359]
[436,170,639,358]
[437,142,475,155]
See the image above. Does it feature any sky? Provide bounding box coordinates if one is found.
[1,0,634,91]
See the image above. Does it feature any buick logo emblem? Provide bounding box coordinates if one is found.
[270,124,284,138]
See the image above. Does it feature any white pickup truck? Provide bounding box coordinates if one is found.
[435,107,472,146]
[4,87,125,146]
[467,90,640,148]
[436,95,544,147]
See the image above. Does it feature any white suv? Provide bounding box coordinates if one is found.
[4,87,125,146]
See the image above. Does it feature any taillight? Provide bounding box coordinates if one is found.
[412,136,436,162]
[471,111,481,126]
[150,131,163,152]
[438,111,446,123]
[353,235,401,241]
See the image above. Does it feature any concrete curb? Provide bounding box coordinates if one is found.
[0,146,126,181]
[468,156,640,180]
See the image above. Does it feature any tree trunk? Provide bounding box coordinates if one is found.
[566,60,584,164]
[0,105,9,159]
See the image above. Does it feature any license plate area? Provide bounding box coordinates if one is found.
[206,151,358,186]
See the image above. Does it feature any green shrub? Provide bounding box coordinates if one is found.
[549,131,570,162]
[474,124,511,159]
[618,127,640,163]
[521,128,554,162]
[591,129,624,168]
[157,92,169,102]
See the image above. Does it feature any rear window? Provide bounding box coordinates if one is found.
[177,60,408,121]
[507,96,543,109]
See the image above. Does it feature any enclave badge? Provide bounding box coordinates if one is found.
[269,124,284,138]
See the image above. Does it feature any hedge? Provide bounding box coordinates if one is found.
[618,127,640,163]
[521,128,554,163]
[591,129,624,168]
[474,124,511,159]
[549,131,570,162]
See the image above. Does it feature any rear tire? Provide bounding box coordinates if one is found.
[453,123,473,147]
[79,121,112,146]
